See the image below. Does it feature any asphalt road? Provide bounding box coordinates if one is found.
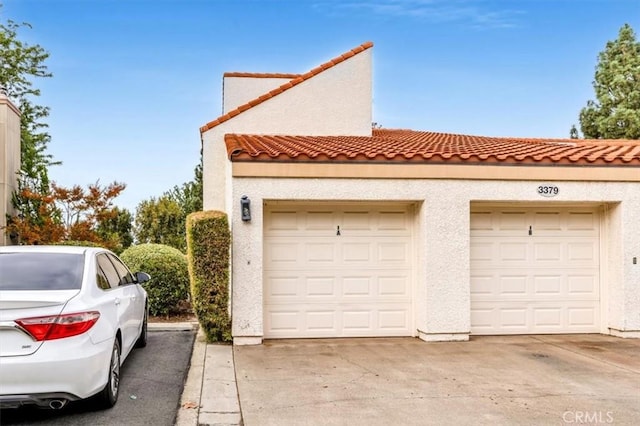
[0,330,195,426]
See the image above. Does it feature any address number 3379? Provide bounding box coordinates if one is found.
[537,185,559,197]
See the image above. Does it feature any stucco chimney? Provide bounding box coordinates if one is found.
[0,89,21,245]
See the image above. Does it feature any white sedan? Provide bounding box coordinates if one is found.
[0,245,149,410]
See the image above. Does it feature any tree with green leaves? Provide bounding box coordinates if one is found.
[97,207,134,254]
[134,196,186,252]
[2,12,61,242]
[164,160,203,214]
[576,24,640,139]
[1,16,58,186]
[134,157,203,252]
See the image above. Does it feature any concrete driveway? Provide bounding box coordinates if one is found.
[234,335,640,426]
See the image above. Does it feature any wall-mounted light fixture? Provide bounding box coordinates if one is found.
[240,195,251,221]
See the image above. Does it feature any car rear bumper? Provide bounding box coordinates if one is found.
[0,392,79,409]
[0,334,113,405]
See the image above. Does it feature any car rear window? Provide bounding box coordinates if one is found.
[0,252,85,290]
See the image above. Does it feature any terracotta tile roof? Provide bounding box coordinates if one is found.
[223,72,302,79]
[224,129,640,166]
[200,42,374,134]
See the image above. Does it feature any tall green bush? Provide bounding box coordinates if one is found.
[186,211,231,342]
[120,243,190,316]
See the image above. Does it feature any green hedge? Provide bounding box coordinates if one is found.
[186,211,231,342]
[120,243,190,316]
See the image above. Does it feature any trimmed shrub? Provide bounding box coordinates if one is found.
[120,243,190,317]
[186,211,231,342]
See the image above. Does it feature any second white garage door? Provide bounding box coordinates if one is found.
[471,206,601,335]
[263,203,414,338]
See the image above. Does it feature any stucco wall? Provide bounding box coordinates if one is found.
[0,94,21,246]
[229,176,640,342]
[223,76,295,114]
[202,49,373,213]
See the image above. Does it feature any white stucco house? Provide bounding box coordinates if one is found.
[201,42,640,345]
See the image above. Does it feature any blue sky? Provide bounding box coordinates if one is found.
[2,0,639,212]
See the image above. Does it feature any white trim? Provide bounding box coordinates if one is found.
[233,336,263,346]
[608,329,640,338]
[599,204,609,335]
[418,330,470,342]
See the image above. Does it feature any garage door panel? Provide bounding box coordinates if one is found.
[306,311,337,331]
[265,303,411,338]
[501,242,528,261]
[470,242,493,261]
[264,203,414,338]
[470,275,494,295]
[499,212,528,230]
[267,210,299,231]
[306,210,336,230]
[307,277,336,297]
[500,275,528,295]
[268,242,299,263]
[378,309,411,330]
[567,241,598,261]
[268,276,300,297]
[307,243,335,263]
[473,240,598,268]
[567,211,598,231]
[342,277,371,296]
[343,243,370,262]
[470,212,493,230]
[379,276,410,296]
[378,242,410,263]
[533,242,562,261]
[343,211,371,230]
[471,269,598,300]
[568,307,598,327]
[567,274,598,295]
[378,211,410,231]
[471,301,599,334]
[533,211,561,228]
[268,310,302,333]
[471,206,600,335]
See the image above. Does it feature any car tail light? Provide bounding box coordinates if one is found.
[15,311,101,341]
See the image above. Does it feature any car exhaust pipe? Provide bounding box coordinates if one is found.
[48,399,67,410]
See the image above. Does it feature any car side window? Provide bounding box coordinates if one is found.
[97,254,121,289]
[96,266,111,290]
[107,254,135,285]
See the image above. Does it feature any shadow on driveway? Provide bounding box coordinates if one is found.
[235,334,640,426]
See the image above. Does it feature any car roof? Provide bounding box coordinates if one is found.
[0,245,108,255]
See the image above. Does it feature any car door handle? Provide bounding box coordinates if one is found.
[115,298,121,306]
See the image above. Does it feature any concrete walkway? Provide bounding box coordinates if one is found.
[172,326,242,426]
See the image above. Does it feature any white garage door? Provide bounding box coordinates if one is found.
[263,203,414,338]
[471,206,600,335]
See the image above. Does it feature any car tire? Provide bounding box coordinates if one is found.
[135,307,148,348]
[95,338,121,409]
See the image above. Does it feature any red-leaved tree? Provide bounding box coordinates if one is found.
[5,181,126,248]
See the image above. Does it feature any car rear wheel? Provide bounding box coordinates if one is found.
[135,308,148,348]
[95,338,121,409]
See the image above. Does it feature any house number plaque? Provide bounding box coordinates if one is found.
[537,184,559,197]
